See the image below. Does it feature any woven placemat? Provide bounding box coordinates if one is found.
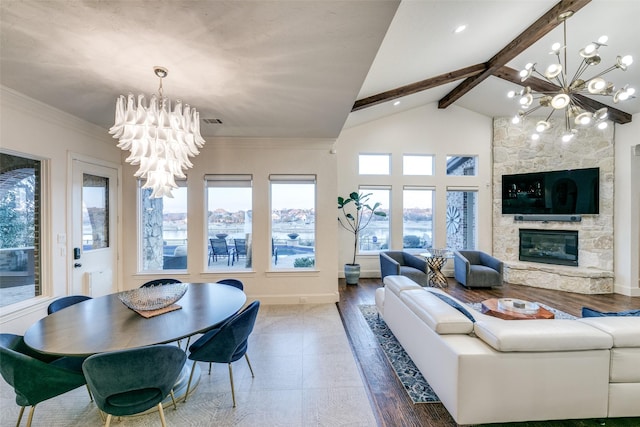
[134,304,182,318]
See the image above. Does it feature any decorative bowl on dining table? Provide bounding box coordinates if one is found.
[118,283,188,311]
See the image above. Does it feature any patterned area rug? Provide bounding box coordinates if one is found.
[359,302,576,404]
[358,304,440,403]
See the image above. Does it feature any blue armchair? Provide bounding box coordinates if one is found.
[379,251,429,286]
[453,250,503,288]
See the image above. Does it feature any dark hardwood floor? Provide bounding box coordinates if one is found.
[337,277,640,427]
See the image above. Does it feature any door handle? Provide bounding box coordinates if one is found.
[74,263,82,268]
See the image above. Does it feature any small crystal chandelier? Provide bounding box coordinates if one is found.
[508,11,635,142]
[109,66,205,198]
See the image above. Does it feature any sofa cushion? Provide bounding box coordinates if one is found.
[474,318,613,352]
[578,317,640,348]
[383,275,423,296]
[399,289,474,335]
[581,307,640,317]
[610,348,640,383]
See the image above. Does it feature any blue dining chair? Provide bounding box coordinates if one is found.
[0,333,87,427]
[140,278,182,288]
[82,344,186,427]
[217,278,244,290]
[47,295,93,315]
[184,300,260,407]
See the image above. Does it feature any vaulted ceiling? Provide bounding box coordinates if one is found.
[1,1,638,139]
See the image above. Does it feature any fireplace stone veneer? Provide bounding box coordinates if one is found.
[504,262,614,294]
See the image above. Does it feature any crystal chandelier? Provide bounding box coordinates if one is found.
[508,11,634,142]
[109,67,205,198]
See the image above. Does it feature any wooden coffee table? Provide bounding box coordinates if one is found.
[481,298,554,320]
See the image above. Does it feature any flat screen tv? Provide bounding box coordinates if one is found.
[502,167,599,215]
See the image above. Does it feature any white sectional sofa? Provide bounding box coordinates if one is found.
[375,275,640,426]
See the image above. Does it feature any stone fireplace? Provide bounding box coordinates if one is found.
[492,117,614,294]
[519,229,578,267]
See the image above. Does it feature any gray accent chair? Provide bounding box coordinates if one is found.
[380,251,429,286]
[453,250,503,288]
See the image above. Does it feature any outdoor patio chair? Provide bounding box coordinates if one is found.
[234,239,247,264]
[209,238,234,266]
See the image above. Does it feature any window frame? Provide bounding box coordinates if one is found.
[402,186,435,252]
[137,178,189,273]
[358,153,391,175]
[205,174,253,272]
[269,174,317,270]
[0,151,44,310]
[403,154,434,176]
[357,185,391,255]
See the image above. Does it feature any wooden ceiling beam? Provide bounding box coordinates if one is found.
[437,0,592,109]
[351,64,485,112]
[494,66,632,124]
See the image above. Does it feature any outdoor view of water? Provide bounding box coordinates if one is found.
[85,221,433,250]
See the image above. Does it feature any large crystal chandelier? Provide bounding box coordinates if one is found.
[109,67,205,198]
[508,11,634,142]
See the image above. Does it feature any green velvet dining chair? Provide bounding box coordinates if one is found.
[0,333,88,427]
[184,300,260,407]
[82,344,186,427]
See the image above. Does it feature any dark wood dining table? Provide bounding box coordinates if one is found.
[24,282,246,357]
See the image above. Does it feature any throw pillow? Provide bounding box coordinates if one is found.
[427,291,476,322]
[582,307,640,317]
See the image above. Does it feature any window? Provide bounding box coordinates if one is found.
[403,154,434,175]
[206,175,252,271]
[358,186,390,252]
[82,174,109,250]
[446,156,477,176]
[446,188,477,250]
[0,153,40,307]
[359,154,390,175]
[403,187,434,250]
[270,175,316,269]
[140,180,188,271]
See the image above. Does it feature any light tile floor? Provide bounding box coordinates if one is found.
[0,303,376,427]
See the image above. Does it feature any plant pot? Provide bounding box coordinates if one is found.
[344,264,360,285]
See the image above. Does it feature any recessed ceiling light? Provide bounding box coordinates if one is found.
[393,100,401,106]
[454,24,467,34]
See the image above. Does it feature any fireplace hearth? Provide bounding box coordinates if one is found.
[519,229,578,267]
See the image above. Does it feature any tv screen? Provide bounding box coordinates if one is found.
[502,167,599,215]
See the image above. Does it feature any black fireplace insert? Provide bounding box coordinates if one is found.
[519,229,578,266]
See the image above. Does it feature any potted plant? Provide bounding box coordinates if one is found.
[338,192,387,284]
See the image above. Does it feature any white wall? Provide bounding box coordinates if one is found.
[120,138,339,304]
[0,87,121,333]
[335,103,493,277]
[614,115,640,296]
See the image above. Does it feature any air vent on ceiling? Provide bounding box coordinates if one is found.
[202,118,223,124]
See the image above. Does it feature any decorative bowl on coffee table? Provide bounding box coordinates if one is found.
[497,298,540,315]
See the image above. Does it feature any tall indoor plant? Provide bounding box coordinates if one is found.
[338,192,387,284]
